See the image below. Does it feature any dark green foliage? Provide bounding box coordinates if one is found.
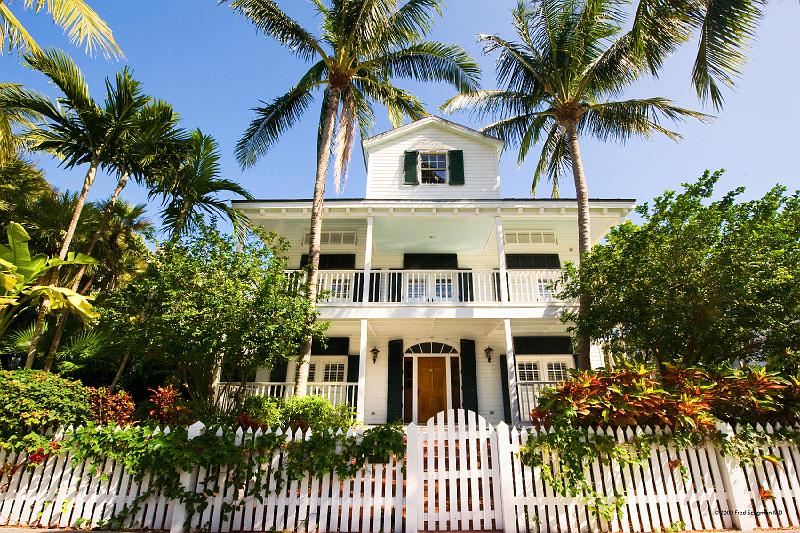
[97,224,326,403]
[0,369,89,447]
[560,172,800,373]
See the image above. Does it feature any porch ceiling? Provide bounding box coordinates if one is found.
[372,216,495,255]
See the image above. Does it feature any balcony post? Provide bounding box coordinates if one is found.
[363,216,374,304]
[504,319,521,425]
[495,216,510,303]
[357,319,368,423]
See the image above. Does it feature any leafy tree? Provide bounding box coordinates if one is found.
[152,130,252,242]
[559,171,800,374]
[226,0,480,395]
[97,224,326,404]
[443,0,707,369]
[0,0,120,58]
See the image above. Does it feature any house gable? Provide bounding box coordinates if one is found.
[363,117,503,200]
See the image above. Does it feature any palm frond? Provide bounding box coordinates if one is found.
[531,123,570,198]
[227,0,327,61]
[23,48,95,114]
[0,2,41,55]
[367,41,481,93]
[582,97,712,142]
[236,84,317,168]
[354,77,428,126]
[332,88,357,193]
[375,0,443,49]
[21,0,121,58]
[691,0,762,109]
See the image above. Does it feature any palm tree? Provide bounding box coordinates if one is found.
[0,0,120,58]
[154,130,252,242]
[443,0,708,369]
[630,0,763,109]
[227,0,481,396]
[0,48,151,366]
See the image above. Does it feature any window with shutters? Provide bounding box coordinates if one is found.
[323,363,346,382]
[419,152,448,184]
[547,362,569,382]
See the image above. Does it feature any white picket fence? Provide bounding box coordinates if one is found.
[1,411,799,532]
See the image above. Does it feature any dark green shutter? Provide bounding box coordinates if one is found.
[347,354,359,383]
[387,340,404,422]
[449,150,464,185]
[404,151,419,185]
[460,339,479,412]
[271,360,288,382]
[499,354,513,423]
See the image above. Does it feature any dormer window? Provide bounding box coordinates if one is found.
[420,153,448,184]
[404,150,465,186]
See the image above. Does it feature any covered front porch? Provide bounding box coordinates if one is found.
[218,318,598,425]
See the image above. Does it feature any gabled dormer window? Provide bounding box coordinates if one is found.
[420,152,448,184]
[404,150,465,186]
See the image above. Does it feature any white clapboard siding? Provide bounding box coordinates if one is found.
[3,414,800,533]
[365,121,502,200]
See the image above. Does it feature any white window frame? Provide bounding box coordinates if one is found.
[322,362,346,383]
[418,151,449,185]
[291,356,348,384]
[515,355,573,383]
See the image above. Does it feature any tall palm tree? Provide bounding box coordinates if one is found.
[443,0,708,369]
[154,130,252,242]
[0,48,151,366]
[227,0,481,396]
[630,0,764,110]
[0,0,120,58]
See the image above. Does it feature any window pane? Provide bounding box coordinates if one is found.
[420,153,447,184]
[547,362,568,382]
[323,363,346,382]
[517,362,540,382]
[295,364,316,382]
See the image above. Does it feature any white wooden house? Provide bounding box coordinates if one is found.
[233,117,634,425]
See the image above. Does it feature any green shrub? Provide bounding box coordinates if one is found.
[279,396,356,432]
[0,370,90,447]
[237,396,283,429]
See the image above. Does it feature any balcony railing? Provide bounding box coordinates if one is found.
[216,381,357,411]
[517,381,561,423]
[286,268,563,305]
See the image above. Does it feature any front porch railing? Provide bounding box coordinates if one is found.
[517,381,561,423]
[216,381,357,410]
[286,268,563,305]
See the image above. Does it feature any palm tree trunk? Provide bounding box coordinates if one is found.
[566,123,593,371]
[171,203,190,243]
[25,161,100,369]
[294,88,341,398]
[110,349,131,389]
[43,171,130,363]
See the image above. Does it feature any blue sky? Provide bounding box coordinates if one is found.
[2,1,799,229]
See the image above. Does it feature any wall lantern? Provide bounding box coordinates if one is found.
[371,346,380,364]
[484,346,494,363]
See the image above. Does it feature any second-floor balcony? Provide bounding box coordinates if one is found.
[287,268,564,305]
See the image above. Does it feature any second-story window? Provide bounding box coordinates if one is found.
[420,153,448,184]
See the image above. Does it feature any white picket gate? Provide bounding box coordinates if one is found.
[407,409,503,532]
[3,411,800,533]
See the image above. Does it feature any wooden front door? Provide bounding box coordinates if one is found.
[417,357,448,422]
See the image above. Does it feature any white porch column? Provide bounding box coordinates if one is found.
[495,216,509,303]
[504,319,521,425]
[363,216,374,304]
[357,319,368,423]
